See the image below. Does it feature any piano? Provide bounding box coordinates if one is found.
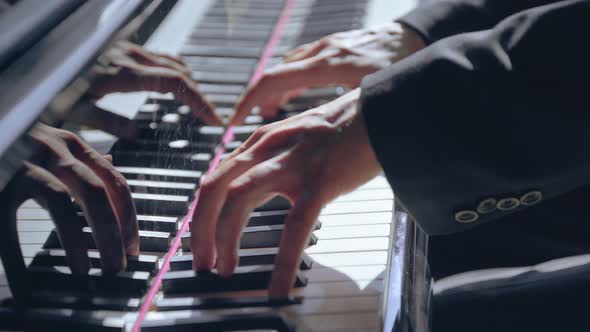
[0,0,430,331]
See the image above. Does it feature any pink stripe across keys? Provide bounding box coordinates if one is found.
[131,0,297,330]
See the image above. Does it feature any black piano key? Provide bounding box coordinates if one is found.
[127,179,196,197]
[43,228,172,253]
[112,138,215,155]
[133,192,190,216]
[74,212,180,234]
[113,150,211,170]
[30,249,158,273]
[256,195,291,211]
[182,226,317,251]
[115,166,202,183]
[141,312,295,332]
[184,37,266,48]
[197,20,277,31]
[190,29,271,40]
[28,292,141,311]
[29,266,150,296]
[182,45,262,58]
[161,265,307,294]
[206,7,284,18]
[155,295,300,311]
[180,55,256,68]
[170,248,313,271]
[197,83,244,95]
[192,71,250,84]
[135,124,259,143]
[209,0,284,9]
[137,215,180,233]
[19,308,127,332]
[134,126,213,143]
[204,93,241,106]
[247,210,288,226]
[182,225,277,251]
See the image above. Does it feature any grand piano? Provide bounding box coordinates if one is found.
[0,0,430,331]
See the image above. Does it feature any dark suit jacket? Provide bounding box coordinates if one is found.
[361,0,590,241]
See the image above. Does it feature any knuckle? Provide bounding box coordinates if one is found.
[226,181,249,202]
[199,177,218,194]
[56,129,82,145]
[254,124,272,138]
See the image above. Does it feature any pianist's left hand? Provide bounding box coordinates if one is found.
[0,124,138,300]
[190,88,382,297]
[230,22,425,125]
[89,41,223,126]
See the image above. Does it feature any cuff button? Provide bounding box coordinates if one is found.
[477,198,497,214]
[455,210,479,223]
[520,191,543,206]
[497,197,520,211]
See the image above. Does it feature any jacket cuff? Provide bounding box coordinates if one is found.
[396,1,491,44]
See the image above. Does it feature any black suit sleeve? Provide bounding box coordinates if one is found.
[397,0,560,43]
[361,0,590,235]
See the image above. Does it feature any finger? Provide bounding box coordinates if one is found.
[269,190,323,298]
[31,130,128,274]
[31,125,126,271]
[284,38,328,63]
[190,151,271,271]
[103,154,113,164]
[190,125,293,270]
[0,183,31,302]
[126,64,222,126]
[118,41,186,66]
[23,162,90,274]
[231,53,338,126]
[214,161,291,276]
[126,46,191,76]
[64,134,139,256]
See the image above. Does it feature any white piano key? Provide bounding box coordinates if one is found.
[304,265,387,283]
[17,219,54,232]
[319,212,392,227]
[19,199,42,209]
[16,208,51,220]
[313,224,390,239]
[290,296,381,315]
[116,166,202,179]
[321,200,393,215]
[296,312,380,331]
[299,280,385,298]
[17,232,51,245]
[307,251,389,267]
[356,176,390,190]
[305,237,390,255]
[334,188,393,202]
[21,244,44,258]
[126,179,196,190]
[132,193,189,202]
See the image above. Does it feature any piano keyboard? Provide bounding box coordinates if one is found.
[1,0,413,331]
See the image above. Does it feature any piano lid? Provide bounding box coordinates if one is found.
[0,0,155,189]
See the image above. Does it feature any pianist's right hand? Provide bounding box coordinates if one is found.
[89,41,223,126]
[230,22,425,125]
[0,124,138,300]
[191,88,382,297]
